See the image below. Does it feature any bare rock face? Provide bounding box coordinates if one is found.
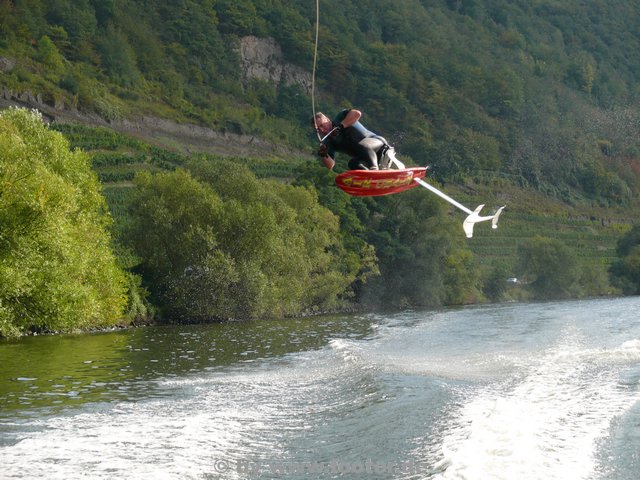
[239,36,312,93]
[0,56,16,72]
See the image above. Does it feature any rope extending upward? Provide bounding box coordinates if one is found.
[311,0,321,140]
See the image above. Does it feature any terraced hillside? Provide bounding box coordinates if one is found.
[470,212,622,267]
[52,122,299,223]
[449,179,630,275]
[52,122,631,279]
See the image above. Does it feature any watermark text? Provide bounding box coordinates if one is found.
[207,458,422,477]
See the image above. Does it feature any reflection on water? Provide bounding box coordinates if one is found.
[0,315,376,417]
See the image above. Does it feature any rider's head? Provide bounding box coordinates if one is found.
[312,112,333,136]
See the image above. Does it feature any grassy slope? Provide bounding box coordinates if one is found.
[448,178,630,273]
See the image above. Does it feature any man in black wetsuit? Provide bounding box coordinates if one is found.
[312,109,397,171]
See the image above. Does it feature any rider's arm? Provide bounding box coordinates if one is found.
[321,155,336,170]
[339,109,362,128]
[318,143,336,170]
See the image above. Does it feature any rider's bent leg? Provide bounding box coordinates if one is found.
[358,137,385,170]
[348,157,369,170]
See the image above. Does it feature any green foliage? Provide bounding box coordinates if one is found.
[214,0,268,36]
[516,235,580,299]
[291,161,380,287]
[125,169,221,289]
[35,35,65,74]
[153,0,234,84]
[577,261,613,297]
[256,0,313,64]
[0,108,127,337]
[609,246,640,295]
[44,0,98,60]
[59,73,80,95]
[482,262,509,302]
[443,249,482,304]
[188,158,373,310]
[91,0,116,27]
[292,162,490,308]
[124,160,367,322]
[123,271,155,323]
[51,122,143,150]
[566,52,597,95]
[97,25,140,87]
[609,224,640,294]
[358,189,477,308]
[2,0,639,320]
[2,1,639,206]
[614,223,640,257]
[576,159,632,205]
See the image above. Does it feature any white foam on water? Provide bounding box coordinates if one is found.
[2,398,254,479]
[1,341,377,480]
[434,338,640,480]
[4,299,640,480]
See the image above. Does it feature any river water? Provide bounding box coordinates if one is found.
[1,297,640,479]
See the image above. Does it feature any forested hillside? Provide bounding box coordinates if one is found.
[2,0,640,336]
[2,0,640,201]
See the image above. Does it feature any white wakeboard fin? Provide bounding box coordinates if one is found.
[413,176,505,238]
[463,204,506,238]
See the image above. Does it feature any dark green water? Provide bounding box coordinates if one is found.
[0,314,375,416]
[2,298,640,479]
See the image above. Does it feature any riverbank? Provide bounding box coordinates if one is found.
[0,302,371,340]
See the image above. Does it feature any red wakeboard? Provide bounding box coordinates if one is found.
[335,167,428,197]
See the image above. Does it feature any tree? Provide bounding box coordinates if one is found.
[483,262,509,302]
[359,188,470,308]
[0,109,127,337]
[4,0,47,44]
[516,236,580,299]
[291,161,380,298]
[125,169,221,290]
[609,224,640,294]
[214,0,267,36]
[97,25,140,87]
[90,0,115,27]
[443,249,482,304]
[36,35,65,74]
[187,158,369,311]
[44,0,97,60]
[125,160,365,322]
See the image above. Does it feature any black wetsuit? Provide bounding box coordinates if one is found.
[321,109,389,170]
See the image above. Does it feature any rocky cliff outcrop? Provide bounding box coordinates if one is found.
[239,36,312,93]
[0,37,312,158]
[0,56,16,72]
